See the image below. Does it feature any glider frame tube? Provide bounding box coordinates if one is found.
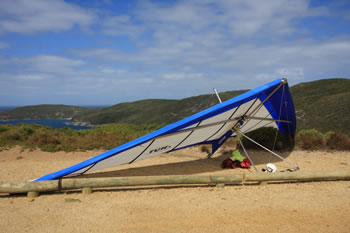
[35,78,296,181]
[238,129,299,169]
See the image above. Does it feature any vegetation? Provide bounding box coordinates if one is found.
[241,127,350,151]
[291,78,350,134]
[296,129,350,151]
[242,127,295,151]
[66,78,350,135]
[69,91,247,126]
[1,78,349,152]
[0,123,162,152]
[1,78,349,135]
[0,104,89,120]
[1,123,349,153]
[70,78,350,135]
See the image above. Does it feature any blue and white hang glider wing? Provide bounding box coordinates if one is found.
[35,78,296,181]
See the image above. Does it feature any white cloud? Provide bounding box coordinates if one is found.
[0,0,349,105]
[0,55,86,76]
[162,72,205,81]
[135,0,327,37]
[14,74,50,81]
[69,38,350,87]
[71,0,341,86]
[102,15,146,38]
[0,41,10,49]
[26,55,85,73]
[0,0,95,34]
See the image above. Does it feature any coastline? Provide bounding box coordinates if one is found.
[65,120,99,129]
[0,119,98,129]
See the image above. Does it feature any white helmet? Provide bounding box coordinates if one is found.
[265,163,277,173]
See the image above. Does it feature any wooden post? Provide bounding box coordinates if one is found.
[82,187,93,195]
[27,191,39,198]
[259,181,268,186]
[244,170,350,183]
[0,180,58,193]
[0,170,349,195]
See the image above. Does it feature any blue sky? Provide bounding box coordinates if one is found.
[0,0,349,106]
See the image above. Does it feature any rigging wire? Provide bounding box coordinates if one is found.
[268,84,285,163]
[236,82,298,171]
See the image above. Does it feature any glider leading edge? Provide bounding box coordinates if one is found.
[35,78,296,181]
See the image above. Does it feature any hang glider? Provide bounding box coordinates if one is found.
[35,78,296,181]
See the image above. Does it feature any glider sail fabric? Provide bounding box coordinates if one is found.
[35,78,296,181]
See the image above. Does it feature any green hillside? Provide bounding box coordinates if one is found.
[0,105,88,120]
[290,78,350,134]
[71,78,349,134]
[1,78,349,135]
[71,99,177,125]
[70,90,246,126]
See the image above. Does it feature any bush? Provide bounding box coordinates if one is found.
[41,143,60,152]
[297,135,324,150]
[296,129,325,150]
[242,127,294,151]
[20,127,35,136]
[0,125,10,133]
[326,132,350,151]
[6,131,22,141]
[1,122,348,153]
[28,133,61,146]
[297,129,324,137]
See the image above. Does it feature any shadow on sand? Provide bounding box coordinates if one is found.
[78,149,293,179]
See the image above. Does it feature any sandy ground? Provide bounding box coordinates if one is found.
[0,146,350,233]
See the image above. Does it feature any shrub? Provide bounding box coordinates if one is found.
[297,129,324,137]
[0,125,10,133]
[297,135,324,150]
[20,127,35,136]
[28,131,61,147]
[6,122,348,153]
[296,129,325,150]
[242,127,294,151]
[326,132,350,151]
[6,131,22,141]
[41,143,60,152]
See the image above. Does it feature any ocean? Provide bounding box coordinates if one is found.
[0,119,91,130]
[0,105,110,111]
[0,105,111,130]
[0,106,17,111]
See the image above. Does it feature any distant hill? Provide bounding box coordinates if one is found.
[291,78,350,134]
[71,78,350,134]
[70,90,246,126]
[0,105,88,120]
[1,78,349,134]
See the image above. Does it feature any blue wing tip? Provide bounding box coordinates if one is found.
[34,174,54,181]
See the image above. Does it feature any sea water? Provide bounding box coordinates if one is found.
[0,119,91,130]
[0,105,111,130]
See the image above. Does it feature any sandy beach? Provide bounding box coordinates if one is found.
[0,146,349,233]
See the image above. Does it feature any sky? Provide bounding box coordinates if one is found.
[0,0,349,106]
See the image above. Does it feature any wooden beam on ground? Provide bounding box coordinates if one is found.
[0,170,349,195]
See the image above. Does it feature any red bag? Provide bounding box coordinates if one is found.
[222,158,239,169]
[240,158,252,168]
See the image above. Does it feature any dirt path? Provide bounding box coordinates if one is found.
[0,147,349,233]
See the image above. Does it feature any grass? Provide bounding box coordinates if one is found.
[0,124,349,153]
[291,78,350,134]
[2,78,349,136]
[296,129,350,151]
[0,104,88,120]
[0,123,162,152]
